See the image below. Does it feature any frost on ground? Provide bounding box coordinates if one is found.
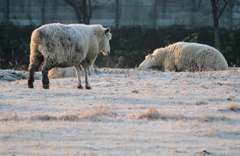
[0,70,41,81]
[0,68,240,155]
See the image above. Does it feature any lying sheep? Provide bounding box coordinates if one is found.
[28,23,111,89]
[48,67,77,79]
[48,65,94,79]
[139,42,228,72]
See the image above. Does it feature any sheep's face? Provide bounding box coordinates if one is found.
[139,54,155,69]
[100,27,112,56]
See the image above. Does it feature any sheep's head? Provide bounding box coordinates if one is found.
[100,27,112,56]
[139,53,155,69]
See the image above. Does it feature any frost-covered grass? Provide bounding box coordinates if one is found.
[0,68,240,155]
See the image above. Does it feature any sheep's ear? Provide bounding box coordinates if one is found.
[148,53,153,57]
[105,27,110,33]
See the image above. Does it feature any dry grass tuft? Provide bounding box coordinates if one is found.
[31,113,80,122]
[81,106,117,121]
[131,89,140,94]
[0,112,17,121]
[203,115,228,122]
[228,103,240,112]
[194,150,212,156]
[59,114,79,122]
[138,108,161,120]
[31,114,57,121]
[218,103,240,112]
[196,100,208,105]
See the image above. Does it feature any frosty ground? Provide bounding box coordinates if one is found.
[0,68,240,156]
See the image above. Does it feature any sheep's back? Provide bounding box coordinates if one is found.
[33,24,93,66]
[167,42,228,71]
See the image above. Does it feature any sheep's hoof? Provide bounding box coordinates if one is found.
[28,81,34,88]
[77,85,83,89]
[42,84,49,89]
[85,86,92,90]
[28,85,34,88]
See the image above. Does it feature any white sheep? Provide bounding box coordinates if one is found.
[48,65,94,79]
[28,23,112,89]
[139,42,228,72]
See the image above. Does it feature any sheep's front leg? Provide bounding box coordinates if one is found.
[42,69,50,89]
[28,68,35,88]
[73,65,83,89]
[28,55,44,88]
[84,66,91,89]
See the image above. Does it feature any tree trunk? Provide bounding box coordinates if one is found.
[82,0,88,24]
[4,0,9,24]
[64,0,109,24]
[41,0,45,25]
[210,0,221,50]
[153,0,157,28]
[115,0,120,29]
[213,27,221,50]
[229,0,234,29]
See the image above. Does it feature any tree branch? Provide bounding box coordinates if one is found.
[64,0,110,24]
[217,0,230,20]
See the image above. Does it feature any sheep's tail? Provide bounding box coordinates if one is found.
[28,30,44,71]
[31,29,43,45]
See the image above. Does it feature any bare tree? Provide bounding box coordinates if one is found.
[190,0,202,27]
[64,0,110,24]
[3,0,9,24]
[41,0,46,25]
[115,0,120,29]
[210,0,230,50]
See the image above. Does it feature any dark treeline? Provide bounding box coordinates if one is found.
[0,23,34,70]
[0,23,240,70]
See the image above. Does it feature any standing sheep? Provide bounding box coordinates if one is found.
[28,23,112,89]
[139,42,228,72]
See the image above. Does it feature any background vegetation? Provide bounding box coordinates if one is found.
[0,23,239,70]
[98,25,240,68]
[0,23,35,70]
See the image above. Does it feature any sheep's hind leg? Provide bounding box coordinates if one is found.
[84,66,91,90]
[73,65,83,89]
[28,56,44,88]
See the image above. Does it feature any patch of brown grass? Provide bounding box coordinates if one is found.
[81,106,117,121]
[196,100,208,105]
[203,115,229,122]
[138,108,161,120]
[59,114,79,122]
[31,114,57,121]
[219,103,240,112]
[228,103,240,112]
[0,112,17,121]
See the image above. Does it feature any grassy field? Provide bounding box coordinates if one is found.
[0,68,240,155]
